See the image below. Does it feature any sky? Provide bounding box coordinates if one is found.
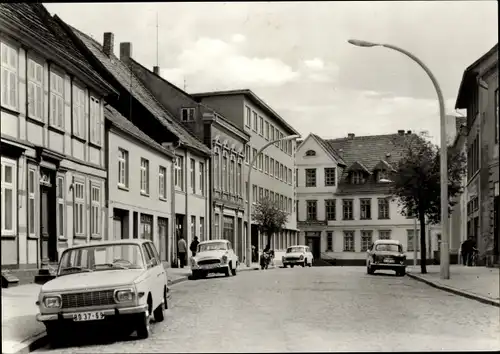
[45,1,498,144]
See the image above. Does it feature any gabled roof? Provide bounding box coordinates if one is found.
[310,134,346,166]
[372,159,395,172]
[347,160,371,174]
[0,4,116,97]
[192,89,300,136]
[56,20,211,156]
[455,43,498,109]
[105,105,174,159]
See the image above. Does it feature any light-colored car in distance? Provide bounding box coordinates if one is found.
[366,239,407,276]
[282,245,314,268]
[35,239,169,346]
[190,239,239,279]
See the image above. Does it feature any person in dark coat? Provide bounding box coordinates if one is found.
[190,236,199,257]
[462,237,475,266]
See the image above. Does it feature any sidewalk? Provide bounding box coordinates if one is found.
[407,265,500,307]
[1,262,263,354]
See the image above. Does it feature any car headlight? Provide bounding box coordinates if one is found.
[221,255,228,264]
[114,289,135,303]
[43,295,62,309]
[299,255,304,260]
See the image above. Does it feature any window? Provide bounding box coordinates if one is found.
[214,214,220,239]
[245,106,251,127]
[495,89,499,143]
[280,195,284,210]
[245,145,250,164]
[360,199,371,220]
[181,108,195,122]
[253,111,258,131]
[222,155,228,192]
[265,121,270,140]
[191,215,196,238]
[306,200,317,220]
[1,159,16,235]
[305,150,316,156]
[280,164,284,181]
[200,217,205,240]
[288,169,292,185]
[271,126,275,141]
[230,159,235,193]
[237,162,242,196]
[252,185,257,203]
[275,131,280,148]
[74,181,85,235]
[259,187,264,202]
[284,138,288,154]
[1,42,18,110]
[468,134,480,178]
[305,169,316,187]
[50,71,64,128]
[27,59,43,120]
[190,158,196,193]
[140,158,149,195]
[275,161,279,179]
[118,148,128,188]
[258,153,263,171]
[265,189,269,199]
[270,158,274,176]
[284,166,288,184]
[72,85,85,137]
[27,169,36,236]
[259,116,264,135]
[264,155,269,174]
[252,148,257,169]
[57,177,65,238]
[351,171,364,184]
[159,166,167,200]
[199,162,205,196]
[327,232,333,251]
[325,168,336,186]
[214,152,220,190]
[325,199,336,220]
[361,231,372,252]
[175,156,184,190]
[140,214,153,240]
[90,97,101,144]
[91,185,101,237]
[223,216,235,245]
[378,198,390,219]
[295,168,298,187]
[407,229,420,251]
[377,170,388,182]
[379,230,391,240]
[343,231,354,252]
[342,199,353,220]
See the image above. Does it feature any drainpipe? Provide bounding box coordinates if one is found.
[168,141,182,267]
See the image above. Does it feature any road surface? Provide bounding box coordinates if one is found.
[35,266,500,352]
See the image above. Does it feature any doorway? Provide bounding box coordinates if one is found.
[40,174,57,265]
[113,208,129,240]
[158,217,169,262]
[305,232,321,260]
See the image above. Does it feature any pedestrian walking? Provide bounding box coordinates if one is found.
[178,235,187,268]
[190,236,199,257]
[462,236,476,266]
[460,240,468,265]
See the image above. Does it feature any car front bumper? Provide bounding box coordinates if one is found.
[192,263,229,274]
[372,263,406,270]
[283,259,304,265]
[36,304,148,322]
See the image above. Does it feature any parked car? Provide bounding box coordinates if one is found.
[366,240,406,276]
[282,245,314,268]
[190,239,239,279]
[35,239,169,347]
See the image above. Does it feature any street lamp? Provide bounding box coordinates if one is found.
[245,134,301,267]
[348,39,449,279]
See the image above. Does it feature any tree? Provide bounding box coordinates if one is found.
[252,196,289,248]
[390,132,466,274]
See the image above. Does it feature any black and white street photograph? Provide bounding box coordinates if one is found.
[1,1,499,353]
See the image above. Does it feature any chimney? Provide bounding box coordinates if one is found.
[103,32,114,56]
[406,130,412,135]
[397,129,405,135]
[347,133,355,139]
[153,66,160,75]
[120,42,133,61]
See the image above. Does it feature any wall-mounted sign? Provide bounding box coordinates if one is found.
[298,220,327,227]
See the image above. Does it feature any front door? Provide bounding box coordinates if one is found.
[40,185,57,264]
[158,217,168,261]
[113,216,123,239]
[305,236,320,260]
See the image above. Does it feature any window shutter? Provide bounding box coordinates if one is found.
[9,71,16,107]
[28,81,35,116]
[57,97,63,127]
[2,68,8,104]
[36,64,42,82]
[36,85,42,117]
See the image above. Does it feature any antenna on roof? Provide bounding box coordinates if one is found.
[156,12,159,67]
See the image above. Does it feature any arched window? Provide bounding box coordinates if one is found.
[305,150,316,156]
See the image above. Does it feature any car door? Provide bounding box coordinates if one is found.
[145,242,165,305]
[142,243,160,307]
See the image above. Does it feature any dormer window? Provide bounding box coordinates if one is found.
[351,171,364,184]
[305,150,316,157]
[181,108,195,122]
[377,170,388,182]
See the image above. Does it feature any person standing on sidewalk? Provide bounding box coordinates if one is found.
[462,237,475,266]
[190,236,199,257]
[178,235,187,268]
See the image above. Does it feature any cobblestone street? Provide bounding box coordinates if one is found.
[35,267,500,352]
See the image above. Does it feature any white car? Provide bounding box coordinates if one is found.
[282,245,314,268]
[35,239,169,347]
[190,240,239,279]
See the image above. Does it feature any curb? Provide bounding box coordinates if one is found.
[407,272,500,308]
[12,265,264,354]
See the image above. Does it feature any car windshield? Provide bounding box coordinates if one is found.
[198,242,227,252]
[287,247,304,253]
[58,243,145,275]
[375,244,402,252]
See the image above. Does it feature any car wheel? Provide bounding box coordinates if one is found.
[191,270,198,280]
[46,323,65,348]
[136,310,150,339]
[231,263,237,276]
[309,259,313,267]
[283,264,287,268]
[367,264,374,275]
[153,289,166,322]
[302,260,306,267]
[290,264,294,268]
[225,264,231,277]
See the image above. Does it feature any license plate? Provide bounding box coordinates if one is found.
[384,258,395,263]
[200,263,218,269]
[73,311,105,322]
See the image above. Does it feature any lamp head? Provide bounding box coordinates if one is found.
[283,134,301,141]
[348,39,380,48]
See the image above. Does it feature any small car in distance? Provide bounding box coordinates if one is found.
[366,240,407,276]
[282,245,314,268]
[35,239,169,347]
[190,239,239,279]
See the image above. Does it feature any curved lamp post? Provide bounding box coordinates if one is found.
[348,39,449,279]
[245,134,301,267]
